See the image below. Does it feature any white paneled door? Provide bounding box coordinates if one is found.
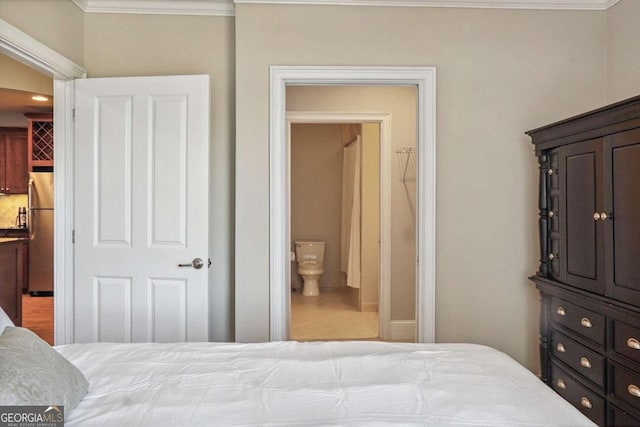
[74,75,209,343]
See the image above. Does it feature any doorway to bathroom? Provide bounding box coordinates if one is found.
[285,84,420,342]
[289,121,382,340]
[270,66,436,343]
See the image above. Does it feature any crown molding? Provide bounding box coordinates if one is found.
[71,0,620,15]
[71,0,235,16]
[234,0,620,10]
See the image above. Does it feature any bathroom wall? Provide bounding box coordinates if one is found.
[360,123,380,311]
[290,123,344,288]
[287,86,417,321]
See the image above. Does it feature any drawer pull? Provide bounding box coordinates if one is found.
[557,379,566,390]
[628,385,640,398]
[556,306,566,316]
[580,357,591,369]
[548,210,554,218]
[556,343,566,353]
[580,397,592,409]
[627,338,640,350]
[580,318,593,328]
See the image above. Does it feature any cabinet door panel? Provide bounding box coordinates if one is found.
[606,131,640,304]
[5,131,28,193]
[562,140,604,294]
[0,242,22,326]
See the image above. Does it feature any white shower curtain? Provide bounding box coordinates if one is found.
[340,136,361,288]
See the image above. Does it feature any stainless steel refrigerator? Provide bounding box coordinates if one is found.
[28,172,54,296]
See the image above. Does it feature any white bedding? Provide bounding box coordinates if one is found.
[56,341,594,426]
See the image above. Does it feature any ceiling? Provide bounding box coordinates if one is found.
[0,88,53,114]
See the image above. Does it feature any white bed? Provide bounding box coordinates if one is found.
[52,340,594,426]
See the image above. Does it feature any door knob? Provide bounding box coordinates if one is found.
[178,258,204,269]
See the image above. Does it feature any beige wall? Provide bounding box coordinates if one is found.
[290,123,344,288]
[5,0,634,373]
[235,4,607,371]
[607,0,640,102]
[0,54,53,128]
[288,86,416,320]
[0,55,53,95]
[0,0,84,66]
[83,13,236,341]
[361,123,379,311]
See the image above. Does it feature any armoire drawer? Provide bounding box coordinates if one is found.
[610,362,640,412]
[612,320,640,365]
[609,404,640,426]
[550,361,605,426]
[550,296,605,346]
[550,328,605,388]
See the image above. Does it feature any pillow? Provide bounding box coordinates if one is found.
[0,305,14,335]
[0,327,88,410]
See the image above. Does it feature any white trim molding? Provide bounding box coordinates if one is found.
[269,66,436,343]
[72,0,235,16]
[390,320,417,342]
[235,0,619,10]
[0,19,86,79]
[70,0,619,15]
[287,111,393,341]
[0,18,84,345]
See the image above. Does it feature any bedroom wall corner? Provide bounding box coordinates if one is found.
[606,0,640,103]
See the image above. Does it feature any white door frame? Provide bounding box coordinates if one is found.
[270,66,436,342]
[287,111,393,339]
[0,19,86,344]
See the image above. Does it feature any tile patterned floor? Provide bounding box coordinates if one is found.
[290,287,378,341]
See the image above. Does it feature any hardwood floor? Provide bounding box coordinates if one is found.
[21,294,54,345]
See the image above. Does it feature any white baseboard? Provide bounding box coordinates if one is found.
[389,320,416,342]
[361,303,378,312]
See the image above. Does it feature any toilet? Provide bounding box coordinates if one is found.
[295,240,325,296]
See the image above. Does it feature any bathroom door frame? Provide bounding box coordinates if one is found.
[287,111,392,339]
[269,66,436,342]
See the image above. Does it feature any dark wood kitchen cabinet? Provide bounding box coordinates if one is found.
[0,127,29,194]
[527,95,640,426]
[0,240,26,326]
[26,113,53,170]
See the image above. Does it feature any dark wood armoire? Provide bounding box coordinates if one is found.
[527,95,640,426]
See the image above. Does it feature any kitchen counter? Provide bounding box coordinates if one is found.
[0,228,28,238]
[0,237,26,244]
[0,238,27,325]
